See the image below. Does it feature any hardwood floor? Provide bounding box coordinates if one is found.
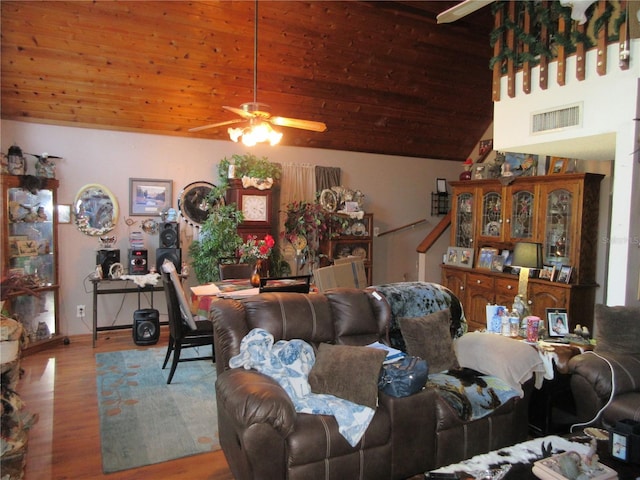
[17,328,234,480]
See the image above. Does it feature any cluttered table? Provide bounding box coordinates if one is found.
[190,278,310,318]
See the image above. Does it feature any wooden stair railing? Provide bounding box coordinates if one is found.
[416,212,451,254]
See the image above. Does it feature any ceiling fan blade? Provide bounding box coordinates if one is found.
[188,118,245,132]
[436,0,493,24]
[222,106,255,119]
[270,116,327,132]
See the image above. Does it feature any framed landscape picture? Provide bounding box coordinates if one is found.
[129,178,172,216]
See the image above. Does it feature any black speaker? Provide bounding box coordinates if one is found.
[97,249,120,277]
[156,248,181,274]
[133,308,160,345]
[128,249,148,275]
[159,222,180,249]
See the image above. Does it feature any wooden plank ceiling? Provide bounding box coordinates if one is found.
[1,1,494,161]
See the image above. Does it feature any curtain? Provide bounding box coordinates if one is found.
[279,163,316,230]
[315,166,341,192]
[279,164,316,273]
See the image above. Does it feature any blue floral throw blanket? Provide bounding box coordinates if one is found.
[229,328,375,447]
[427,368,519,421]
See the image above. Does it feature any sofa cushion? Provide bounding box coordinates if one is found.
[308,343,386,408]
[594,304,640,355]
[399,309,459,373]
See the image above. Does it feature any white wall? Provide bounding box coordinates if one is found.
[2,119,460,336]
[493,40,640,306]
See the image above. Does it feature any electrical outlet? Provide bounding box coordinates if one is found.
[76,305,86,318]
[373,227,380,237]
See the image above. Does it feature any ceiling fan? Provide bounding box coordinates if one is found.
[436,0,494,24]
[189,1,327,146]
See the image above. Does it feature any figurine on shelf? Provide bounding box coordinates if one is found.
[459,158,473,181]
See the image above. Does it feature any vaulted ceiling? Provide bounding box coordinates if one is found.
[1,1,494,160]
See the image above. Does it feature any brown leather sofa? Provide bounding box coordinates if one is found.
[211,287,530,480]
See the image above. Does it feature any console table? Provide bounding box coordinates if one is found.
[90,277,164,347]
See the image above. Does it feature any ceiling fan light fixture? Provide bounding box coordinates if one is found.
[228,121,282,147]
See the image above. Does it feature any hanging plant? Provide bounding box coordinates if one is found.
[217,153,282,186]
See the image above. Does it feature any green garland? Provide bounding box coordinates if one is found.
[489,0,623,74]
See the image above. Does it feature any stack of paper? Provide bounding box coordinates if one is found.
[367,341,406,364]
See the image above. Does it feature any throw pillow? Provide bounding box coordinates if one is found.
[308,343,386,408]
[398,309,459,373]
[595,304,640,355]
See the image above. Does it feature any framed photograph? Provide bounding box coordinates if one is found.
[490,254,505,272]
[477,247,499,269]
[9,235,28,257]
[478,139,493,159]
[486,305,508,333]
[548,157,569,175]
[546,308,569,336]
[538,265,556,281]
[555,265,573,283]
[17,239,38,256]
[458,248,474,268]
[445,246,459,266]
[129,178,172,216]
[57,204,72,224]
[610,431,630,461]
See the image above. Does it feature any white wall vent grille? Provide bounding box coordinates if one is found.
[531,103,582,134]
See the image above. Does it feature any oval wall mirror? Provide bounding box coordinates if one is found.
[73,184,119,236]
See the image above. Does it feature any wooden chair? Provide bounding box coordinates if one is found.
[161,264,214,384]
[258,275,312,293]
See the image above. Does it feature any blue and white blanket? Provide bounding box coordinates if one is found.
[229,328,375,447]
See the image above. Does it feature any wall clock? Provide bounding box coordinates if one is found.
[178,181,224,227]
[226,185,273,227]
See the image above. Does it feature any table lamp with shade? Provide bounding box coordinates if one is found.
[511,241,543,300]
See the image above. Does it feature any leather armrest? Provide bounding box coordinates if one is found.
[568,352,640,399]
[215,368,296,438]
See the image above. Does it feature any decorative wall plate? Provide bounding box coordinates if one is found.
[141,218,159,234]
[320,189,338,212]
[484,221,501,236]
[351,222,366,236]
[352,246,367,259]
[178,181,223,227]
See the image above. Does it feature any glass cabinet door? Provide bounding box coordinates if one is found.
[3,177,59,343]
[454,191,475,247]
[7,184,56,284]
[479,190,503,239]
[544,188,573,265]
[509,189,535,240]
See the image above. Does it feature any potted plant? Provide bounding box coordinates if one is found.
[217,153,282,187]
[282,200,346,271]
[189,186,244,283]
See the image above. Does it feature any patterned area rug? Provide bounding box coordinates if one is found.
[95,347,219,473]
